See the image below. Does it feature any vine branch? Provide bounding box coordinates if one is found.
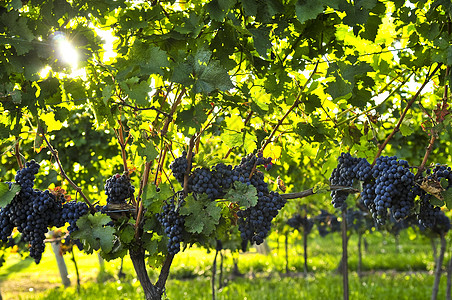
[135,160,153,236]
[14,137,23,169]
[183,135,196,196]
[260,61,319,152]
[161,87,186,137]
[42,135,96,213]
[280,185,359,200]
[416,65,450,177]
[372,63,442,165]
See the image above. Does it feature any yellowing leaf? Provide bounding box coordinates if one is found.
[41,112,63,132]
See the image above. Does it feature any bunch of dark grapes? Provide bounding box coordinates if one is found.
[287,213,314,234]
[0,161,71,263]
[368,156,416,223]
[157,194,186,255]
[316,209,341,237]
[330,153,370,209]
[431,210,451,235]
[235,154,286,248]
[188,163,235,200]
[238,191,285,248]
[416,165,452,229]
[61,201,89,234]
[169,151,190,185]
[104,174,135,204]
[431,165,452,188]
[169,152,282,249]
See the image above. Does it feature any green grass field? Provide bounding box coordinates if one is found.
[0,230,448,299]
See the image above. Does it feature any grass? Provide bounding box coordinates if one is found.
[0,230,448,299]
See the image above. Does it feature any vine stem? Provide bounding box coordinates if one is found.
[116,119,130,177]
[416,133,437,179]
[135,160,153,236]
[260,61,319,153]
[372,63,442,165]
[161,87,185,137]
[416,65,450,178]
[14,137,23,169]
[335,71,414,127]
[183,135,196,196]
[42,135,96,213]
[280,185,359,200]
[156,254,175,293]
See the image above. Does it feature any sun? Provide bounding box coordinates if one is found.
[52,31,79,69]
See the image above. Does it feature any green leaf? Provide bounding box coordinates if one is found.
[137,139,159,160]
[430,196,444,207]
[206,0,235,22]
[304,94,321,113]
[127,80,151,106]
[72,213,116,253]
[0,183,20,208]
[194,60,234,93]
[34,119,47,152]
[444,189,452,210]
[249,26,271,58]
[142,232,159,255]
[312,182,329,194]
[142,183,173,213]
[326,75,352,101]
[399,120,414,136]
[118,223,135,244]
[180,195,221,235]
[295,0,325,23]
[139,46,170,76]
[224,181,258,208]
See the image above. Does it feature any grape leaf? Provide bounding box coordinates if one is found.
[295,0,325,23]
[72,213,116,253]
[400,118,414,136]
[118,223,135,244]
[194,59,234,94]
[180,195,221,235]
[312,182,329,194]
[142,232,159,256]
[0,182,20,208]
[137,139,159,160]
[444,189,452,210]
[224,181,258,208]
[206,0,235,21]
[142,183,173,213]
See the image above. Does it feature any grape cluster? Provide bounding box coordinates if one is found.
[287,213,314,234]
[169,152,283,249]
[0,160,93,263]
[417,165,452,229]
[234,154,285,248]
[0,161,68,262]
[431,165,452,188]
[104,174,135,204]
[431,210,451,235]
[61,201,89,234]
[188,163,235,200]
[332,154,419,225]
[366,156,416,223]
[238,191,286,248]
[330,153,371,209]
[316,209,341,237]
[169,151,190,184]
[157,194,186,255]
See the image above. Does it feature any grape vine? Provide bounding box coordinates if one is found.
[330,153,452,227]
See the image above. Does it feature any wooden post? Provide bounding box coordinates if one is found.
[50,240,71,287]
[432,234,446,300]
[341,209,349,300]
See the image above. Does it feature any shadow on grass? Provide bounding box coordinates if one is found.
[0,256,34,280]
